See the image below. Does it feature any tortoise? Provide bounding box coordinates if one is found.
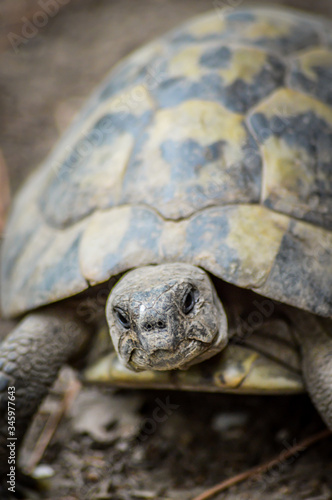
[1,4,332,486]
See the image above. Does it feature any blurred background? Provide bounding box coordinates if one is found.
[0,1,332,499]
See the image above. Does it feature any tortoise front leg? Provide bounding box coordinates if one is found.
[0,308,90,489]
[291,310,332,430]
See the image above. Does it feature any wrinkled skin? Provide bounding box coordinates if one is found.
[107,264,228,371]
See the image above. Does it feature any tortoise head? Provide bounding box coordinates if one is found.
[106,263,228,371]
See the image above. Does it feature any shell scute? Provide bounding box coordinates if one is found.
[80,206,164,285]
[40,92,154,229]
[249,89,332,230]
[2,218,87,316]
[259,220,332,316]
[120,100,262,219]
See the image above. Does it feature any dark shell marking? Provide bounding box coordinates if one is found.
[2,6,332,318]
[249,89,332,230]
[151,45,286,113]
[288,49,332,106]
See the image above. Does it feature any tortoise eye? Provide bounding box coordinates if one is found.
[114,308,130,329]
[182,288,196,315]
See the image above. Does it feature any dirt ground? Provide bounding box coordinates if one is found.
[1,0,332,499]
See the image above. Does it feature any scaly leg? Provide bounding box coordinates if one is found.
[291,309,332,430]
[0,308,90,491]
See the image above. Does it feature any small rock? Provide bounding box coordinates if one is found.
[131,490,158,499]
[212,411,248,433]
[31,464,55,479]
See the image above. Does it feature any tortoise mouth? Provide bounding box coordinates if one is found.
[128,338,211,371]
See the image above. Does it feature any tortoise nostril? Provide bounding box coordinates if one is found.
[142,319,166,331]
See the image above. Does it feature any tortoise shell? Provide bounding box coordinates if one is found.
[2,6,332,318]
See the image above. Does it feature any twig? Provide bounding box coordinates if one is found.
[24,376,81,474]
[192,428,332,500]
